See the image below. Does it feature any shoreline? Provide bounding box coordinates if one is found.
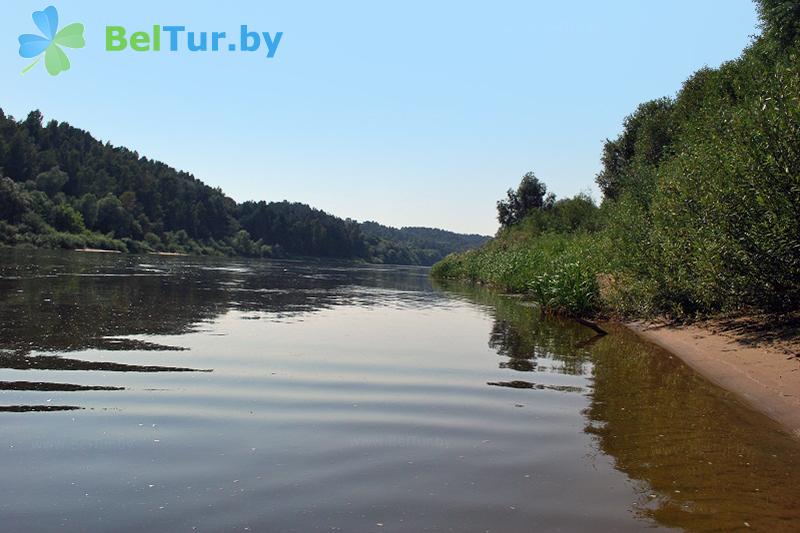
[626,321,800,438]
[74,248,122,254]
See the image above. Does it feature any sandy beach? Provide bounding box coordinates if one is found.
[628,320,800,438]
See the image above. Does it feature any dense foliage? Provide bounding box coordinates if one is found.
[0,111,485,263]
[434,0,800,318]
[237,200,367,259]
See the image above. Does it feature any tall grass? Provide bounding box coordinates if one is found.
[431,231,604,317]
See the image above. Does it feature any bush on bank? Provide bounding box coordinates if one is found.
[433,1,800,319]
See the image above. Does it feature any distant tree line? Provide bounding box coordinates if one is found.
[0,110,486,264]
[360,222,489,265]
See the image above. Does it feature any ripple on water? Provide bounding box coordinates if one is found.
[0,250,798,533]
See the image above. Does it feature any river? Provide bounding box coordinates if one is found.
[0,250,798,532]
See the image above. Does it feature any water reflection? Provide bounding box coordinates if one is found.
[585,326,800,532]
[0,249,438,357]
[0,352,209,373]
[0,249,439,414]
[434,281,594,376]
[0,405,81,412]
[437,281,800,532]
[1,250,798,532]
[486,380,584,392]
[0,381,123,391]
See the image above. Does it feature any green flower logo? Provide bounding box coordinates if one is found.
[18,6,85,76]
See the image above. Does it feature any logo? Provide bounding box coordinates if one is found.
[15,6,283,78]
[18,6,85,76]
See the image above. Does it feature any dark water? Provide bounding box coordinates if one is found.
[0,250,798,532]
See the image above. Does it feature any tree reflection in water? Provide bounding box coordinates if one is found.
[0,249,440,412]
[437,280,800,532]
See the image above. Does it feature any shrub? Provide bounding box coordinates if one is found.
[52,204,86,233]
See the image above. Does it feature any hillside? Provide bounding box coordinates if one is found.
[0,110,485,264]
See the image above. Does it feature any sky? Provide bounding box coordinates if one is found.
[0,1,759,235]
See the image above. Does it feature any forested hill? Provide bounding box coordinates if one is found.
[360,222,489,265]
[0,109,486,264]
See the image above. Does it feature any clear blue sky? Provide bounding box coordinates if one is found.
[0,0,759,235]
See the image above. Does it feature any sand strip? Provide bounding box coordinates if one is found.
[74,248,122,254]
[627,321,800,438]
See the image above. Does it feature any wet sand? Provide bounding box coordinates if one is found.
[627,321,800,438]
[74,248,122,253]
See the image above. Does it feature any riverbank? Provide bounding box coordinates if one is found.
[626,320,800,438]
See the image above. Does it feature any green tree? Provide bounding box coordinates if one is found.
[232,229,259,256]
[596,98,674,200]
[144,232,161,249]
[757,0,800,49]
[6,129,38,182]
[35,166,69,196]
[77,193,98,228]
[52,204,86,233]
[96,194,133,237]
[0,177,29,224]
[119,191,138,213]
[497,172,553,227]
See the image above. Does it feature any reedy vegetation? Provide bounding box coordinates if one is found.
[432,0,800,319]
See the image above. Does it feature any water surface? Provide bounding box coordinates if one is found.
[0,250,798,532]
